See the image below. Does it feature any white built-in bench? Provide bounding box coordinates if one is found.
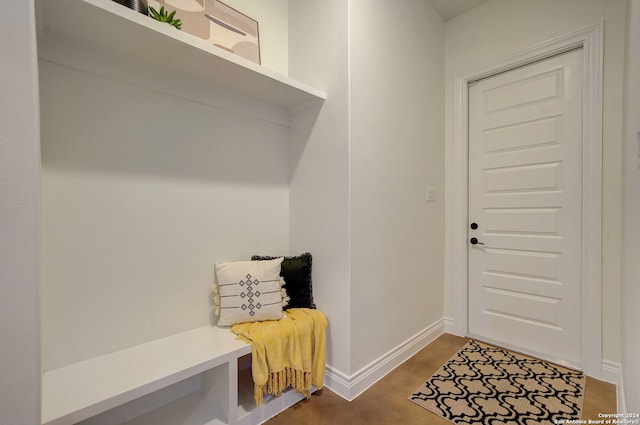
[41,326,308,425]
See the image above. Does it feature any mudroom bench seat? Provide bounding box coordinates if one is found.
[41,325,306,425]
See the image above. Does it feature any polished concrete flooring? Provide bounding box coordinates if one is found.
[265,333,617,425]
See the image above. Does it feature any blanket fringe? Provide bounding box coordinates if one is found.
[254,367,313,406]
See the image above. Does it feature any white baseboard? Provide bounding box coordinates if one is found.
[323,318,625,411]
[324,318,445,401]
[443,316,457,334]
[602,360,626,413]
[618,371,626,413]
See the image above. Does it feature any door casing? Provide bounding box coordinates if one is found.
[447,23,603,378]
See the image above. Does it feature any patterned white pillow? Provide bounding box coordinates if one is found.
[214,258,286,326]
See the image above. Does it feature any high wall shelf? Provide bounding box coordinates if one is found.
[35,0,325,112]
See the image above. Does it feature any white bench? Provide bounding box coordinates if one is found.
[42,326,253,425]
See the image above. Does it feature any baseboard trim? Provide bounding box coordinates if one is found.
[443,316,457,334]
[618,370,626,413]
[324,318,445,401]
[323,321,625,410]
[602,360,625,413]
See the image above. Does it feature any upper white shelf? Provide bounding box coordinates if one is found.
[36,0,325,111]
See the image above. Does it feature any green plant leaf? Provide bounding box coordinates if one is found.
[149,6,160,19]
[148,5,182,30]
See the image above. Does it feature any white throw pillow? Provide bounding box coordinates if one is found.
[214,257,285,326]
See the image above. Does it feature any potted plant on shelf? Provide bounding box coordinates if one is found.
[149,6,183,30]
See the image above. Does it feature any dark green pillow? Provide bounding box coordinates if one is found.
[251,253,315,309]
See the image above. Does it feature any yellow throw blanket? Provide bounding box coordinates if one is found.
[231,308,327,405]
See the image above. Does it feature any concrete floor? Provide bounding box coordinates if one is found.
[265,333,617,425]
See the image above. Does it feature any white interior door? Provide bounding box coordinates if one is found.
[467,49,583,367]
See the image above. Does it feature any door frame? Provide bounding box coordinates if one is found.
[448,23,604,378]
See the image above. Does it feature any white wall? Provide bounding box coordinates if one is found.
[288,0,351,374]
[289,0,446,379]
[0,0,41,423]
[39,22,292,370]
[622,0,640,411]
[443,0,628,365]
[348,0,445,372]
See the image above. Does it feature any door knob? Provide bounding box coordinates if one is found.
[470,237,484,245]
[470,222,478,229]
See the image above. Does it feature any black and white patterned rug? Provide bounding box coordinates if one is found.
[409,340,585,425]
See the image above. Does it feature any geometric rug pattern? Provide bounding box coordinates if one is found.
[409,340,585,425]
